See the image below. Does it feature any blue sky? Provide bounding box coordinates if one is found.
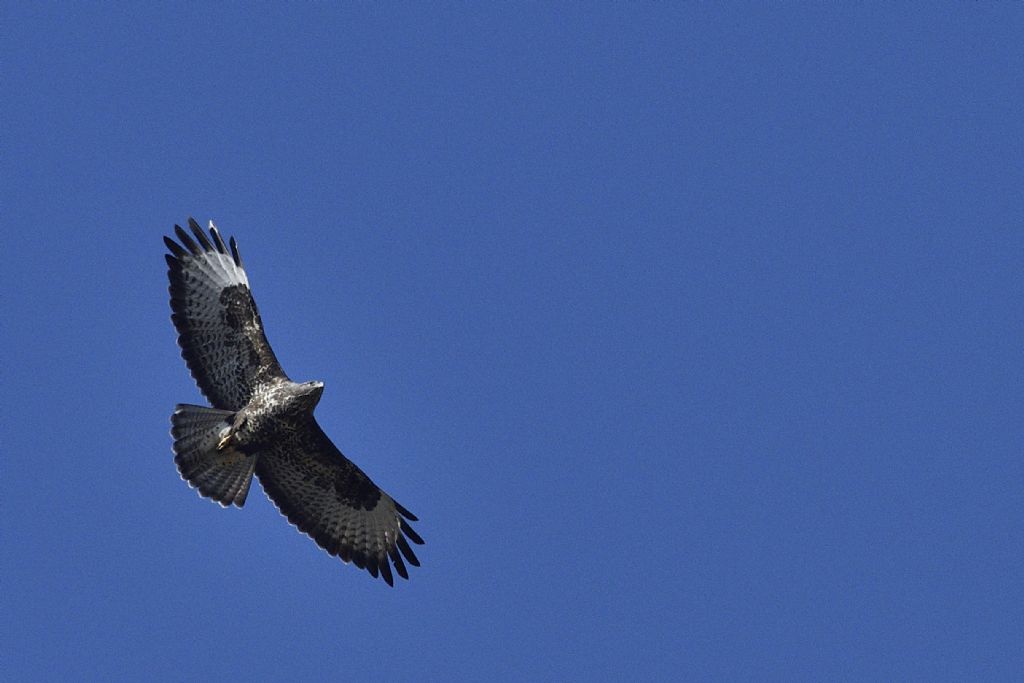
[4,4,1022,680]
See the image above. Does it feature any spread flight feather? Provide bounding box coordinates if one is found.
[165,218,422,585]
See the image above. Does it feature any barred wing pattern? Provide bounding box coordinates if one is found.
[165,219,287,411]
[255,420,423,586]
[165,219,423,585]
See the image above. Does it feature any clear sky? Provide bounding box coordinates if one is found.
[4,4,1022,680]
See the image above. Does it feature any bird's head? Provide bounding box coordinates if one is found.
[295,380,325,410]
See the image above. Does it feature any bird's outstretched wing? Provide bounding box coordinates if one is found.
[254,420,424,586]
[165,219,287,411]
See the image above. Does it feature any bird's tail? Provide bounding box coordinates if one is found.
[170,404,257,508]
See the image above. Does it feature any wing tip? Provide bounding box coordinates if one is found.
[188,218,215,251]
[379,558,394,586]
[388,544,410,580]
[209,221,228,254]
[394,501,418,522]
[167,218,235,259]
[400,518,425,545]
[163,235,187,259]
[174,224,201,255]
[229,236,243,267]
[396,535,421,567]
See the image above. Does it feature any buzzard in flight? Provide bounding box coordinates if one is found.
[165,219,422,585]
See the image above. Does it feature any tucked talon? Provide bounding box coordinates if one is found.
[217,432,232,451]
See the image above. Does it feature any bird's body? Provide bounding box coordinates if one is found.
[221,380,323,450]
[164,219,422,585]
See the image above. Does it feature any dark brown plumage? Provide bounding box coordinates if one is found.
[165,218,422,585]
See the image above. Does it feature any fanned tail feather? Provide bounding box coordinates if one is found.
[171,404,257,507]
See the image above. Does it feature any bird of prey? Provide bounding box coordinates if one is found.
[164,218,422,585]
